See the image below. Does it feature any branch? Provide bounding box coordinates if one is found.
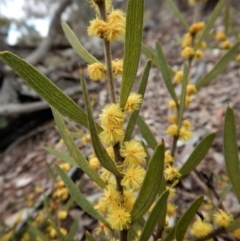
[25,0,73,66]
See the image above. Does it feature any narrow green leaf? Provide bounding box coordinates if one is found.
[175,196,204,241]
[56,165,109,226]
[48,218,68,241]
[62,22,99,64]
[224,106,240,203]
[85,231,96,241]
[67,219,78,240]
[80,72,120,177]
[52,108,106,188]
[131,142,165,222]
[141,43,175,76]
[45,162,57,182]
[45,147,78,167]
[166,0,189,30]
[120,0,144,108]
[0,51,89,128]
[227,218,240,232]
[195,0,226,49]
[180,133,216,177]
[139,191,169,241]
[124,59,152,141]
[196,42,240,90]
[28,223,51,241]
[155,42,178,105]
[136,115,158,150]
[224,4,230,35]
[177,63,188,132]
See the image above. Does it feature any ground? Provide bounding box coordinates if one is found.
[0,2,240,240]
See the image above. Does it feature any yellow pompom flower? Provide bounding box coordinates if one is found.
[112,59,123,76]
[104,10,125,42]
[186,85,197,95]
[124,93,142,112]
[59,162,70,172]
[107,9,125,24]
[189,22,205,35]
[232,228,240,239]
[215,31,226,42]
[179,127,193,141]
[164,150,174,165]
[181,47,195,59]
[194,50,204,61]
[174,71,183,84]
[88,62,106,81]
[87,18,108,38]
[182,33,192,48]
[199,41,207,49]
[168,100,177,109]
[120,139,146,165]
[89,157,100,170]
[60,228,67,236]
[103,185,121,209]
[99,126,124,145]
[168,115,177,123]
[166,124,178,137]
[57,210,68,220]
[185,95,191,107]
[164,166,181,182]
[236,54,240,62]
[99,103,125,127]
[123,190,136,212]
[107,206,131,230]
[182,120,193,130]
[221,40,232,49]
[190,219,213,238]
[167,203,177,217]
[213,210,233,228]
[121,164,146,190]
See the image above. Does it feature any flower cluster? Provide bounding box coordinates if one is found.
[214,30,232,50]
[181,22,206,61]
[88,9,125,42]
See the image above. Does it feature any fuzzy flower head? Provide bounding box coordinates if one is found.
[182,33,192,48]
[106,146,115,160]
[186,85,197,95]
[89,157,100,170]
[215,31,227,42]
[164,166,181,183]
[104,10,125,42]
[194,50,204,61]
[168,115,177,124]
[123,190,136,212]
[120,139,146,165]
[221,40,232,50]
[182,120,193,130]
[189,22,205,35]
[87,18,108,38]
[166,124,178,137]
[167,203,177,217]
[103,185,121,209]
[174,71,183,84]
[164,150,174,165]
[99,126,124,146]
[121,164,146,190]
[168,100,177,110]
[213,210,233,228]
[190,218,213,238]
[112,59,123,77]
[106,206,131,230]
[95,222,110,236]
[124,93,142,112]
[181,47,195,59]
[88,62,106,81]
[99,103,125,127]
[179,127,193,141]
[232,228,240,239]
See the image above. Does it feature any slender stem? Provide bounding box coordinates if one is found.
[97,2,127,240]
[171,135,179,158]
